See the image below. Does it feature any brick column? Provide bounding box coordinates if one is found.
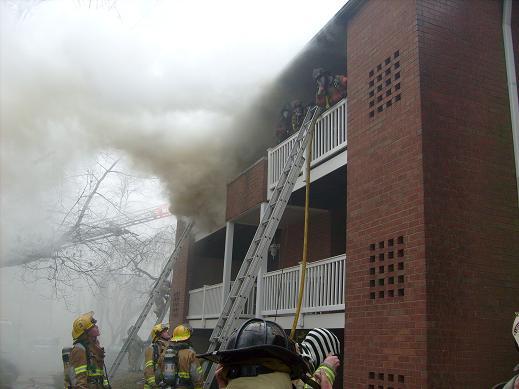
[169,220,193,327]
[345,0,427,387]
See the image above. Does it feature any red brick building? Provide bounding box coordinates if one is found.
[170,1,519,387]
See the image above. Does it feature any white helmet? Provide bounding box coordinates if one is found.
[513,313,519,348]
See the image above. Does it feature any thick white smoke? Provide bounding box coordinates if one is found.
[0,0,344,261]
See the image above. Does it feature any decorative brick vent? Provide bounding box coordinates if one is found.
[368,50,402,118]
[368,236,406,300]
[368,371,406,389]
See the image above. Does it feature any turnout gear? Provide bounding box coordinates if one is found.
[69,341,109,389]
[144,337,203,389]
[67,312,110,389]
[72,312,97,341]
[125,326,144,372]
[312,68,347,110]
[291,100,305,135]
[276,105,292,144]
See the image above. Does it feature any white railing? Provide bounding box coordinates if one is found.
[187,282,255,322]
[267,99,347,190]
[261,254,345,316]
[187,283,223,320]
[187,254,345,322]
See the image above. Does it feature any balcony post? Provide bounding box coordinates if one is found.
[255,203,268,318]
[222,221,234,306]
[201,285,207,327]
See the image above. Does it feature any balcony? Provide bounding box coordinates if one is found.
[186,254,345,329]
[267,99,347,196]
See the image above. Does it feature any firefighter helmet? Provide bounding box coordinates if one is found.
[172,324,191,342]
[197,318,312,380]
[72,311,97,340]
[151,323,169,341]
[312,67,327,80]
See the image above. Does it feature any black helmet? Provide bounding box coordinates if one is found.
[198,319,312,380]
[312,67,328,80]
[227,318,292,350]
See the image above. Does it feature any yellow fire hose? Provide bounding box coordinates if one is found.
[290,126,313,339]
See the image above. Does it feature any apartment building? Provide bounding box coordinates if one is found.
[170,1,519,387]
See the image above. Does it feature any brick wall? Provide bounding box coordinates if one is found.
[278,211,332,268]
[345,0,427,387]
[418,0,519,387]
[169,220,194,327]
[226,158,267,221]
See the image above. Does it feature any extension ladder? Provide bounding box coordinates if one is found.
[108,221,193,379]
[202,106,321,388]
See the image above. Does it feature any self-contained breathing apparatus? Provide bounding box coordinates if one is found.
[62,347,75,389]
[154,342,192,388]
[61,343,111,389]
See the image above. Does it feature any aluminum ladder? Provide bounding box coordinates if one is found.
[108,221,193,379]
[202,106,321,388]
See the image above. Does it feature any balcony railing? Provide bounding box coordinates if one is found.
[262,254,345,316]
[187,282,255,322]
[267,99,347,190]
[187,255,345,322]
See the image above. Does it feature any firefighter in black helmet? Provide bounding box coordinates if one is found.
[198,318,329,389]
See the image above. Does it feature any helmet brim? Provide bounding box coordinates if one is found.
[197,344,309,373]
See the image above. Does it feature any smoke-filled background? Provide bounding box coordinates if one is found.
[0,0,344,385]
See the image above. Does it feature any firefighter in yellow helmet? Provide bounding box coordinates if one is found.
[144,323,203,389]
[169,324,203,389]
[144,323,171,388]
[68,311,110,389]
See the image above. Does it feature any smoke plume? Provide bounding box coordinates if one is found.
[0,0,343,261]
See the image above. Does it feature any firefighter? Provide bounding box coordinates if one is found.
[198,318,319,389]
[169,324,203,389]
[69,311,110,389]
[276,104,292,144]
[125,326,144,372]
[290,100,305,135]
[144,323,170,388]
[153,280,171,320]
[312,68,347,110]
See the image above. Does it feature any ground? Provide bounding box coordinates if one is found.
[10,371,142,388]
[110,371,144,389]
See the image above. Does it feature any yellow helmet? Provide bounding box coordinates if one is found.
[72,311,96,340]
[172,324,191,342]
[151,323,169,341]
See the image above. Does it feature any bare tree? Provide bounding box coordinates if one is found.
[3,155,175,299]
